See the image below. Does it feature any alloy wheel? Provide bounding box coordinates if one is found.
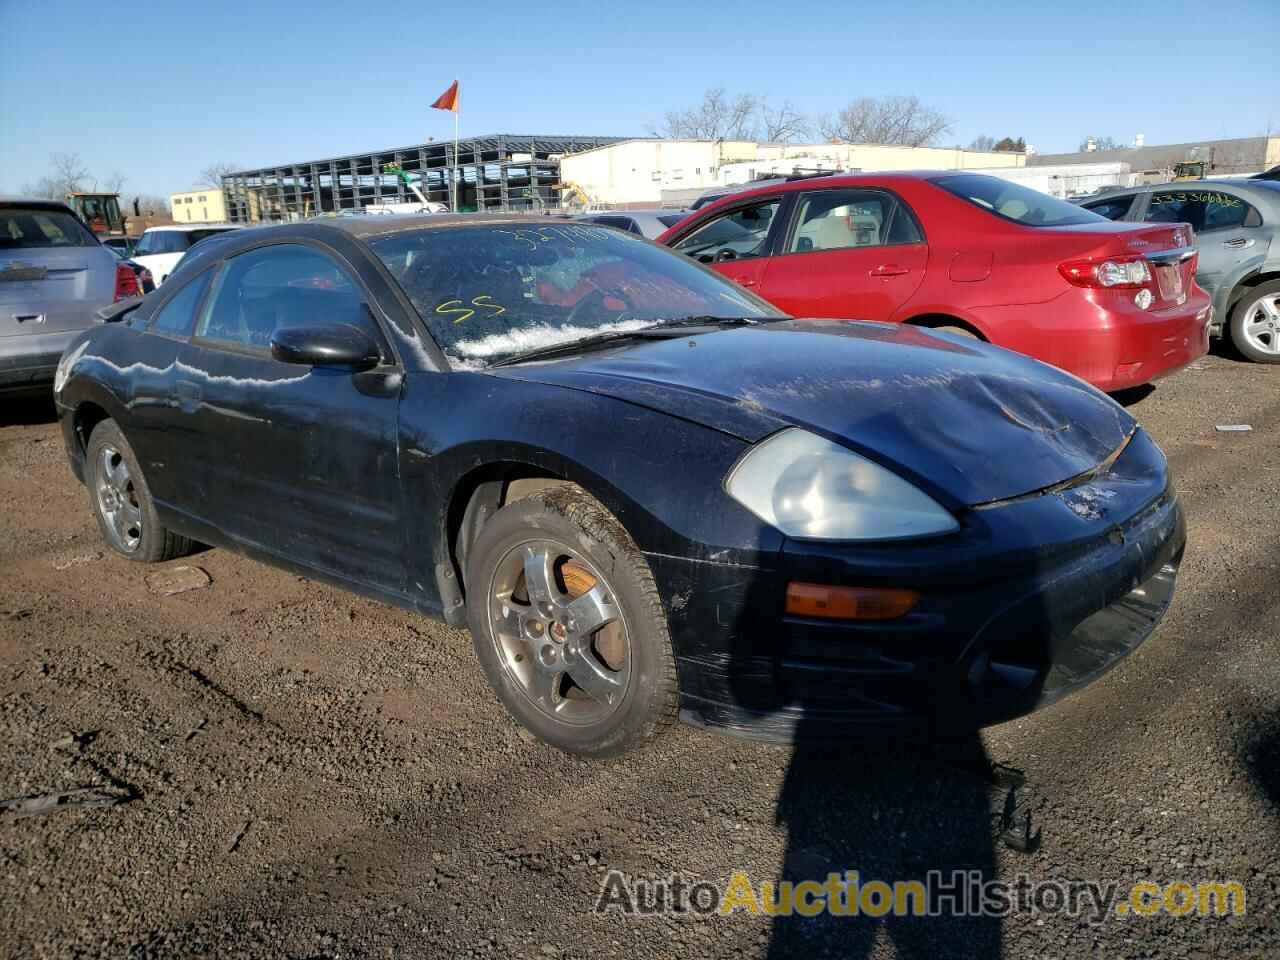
[1242,293,1280,356]
[487,540,630,726]
[95,445,142,553]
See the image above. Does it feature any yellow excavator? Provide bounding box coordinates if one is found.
[558,181,594,210]
[1172,160,1208,181]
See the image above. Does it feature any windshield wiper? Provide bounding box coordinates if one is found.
[486,316,778,368]
[487,326,680,367]
[655,315,773,327]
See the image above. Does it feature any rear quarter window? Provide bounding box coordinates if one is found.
[934,174,1107,227]
[0,208,96,248]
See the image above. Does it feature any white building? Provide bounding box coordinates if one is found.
[559,139,1026,208]
[971,161,1133,198]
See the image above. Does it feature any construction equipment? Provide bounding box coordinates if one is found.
[1173,160,1208,181]
[381,164,449,212]
[558,181,593,210]
[65,192,127,238]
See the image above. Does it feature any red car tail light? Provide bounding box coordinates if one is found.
[1058,256,1152,289]
[113,262,141,301]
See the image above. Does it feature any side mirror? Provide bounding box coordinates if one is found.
[270,322,382,371]
[715,248,738,262]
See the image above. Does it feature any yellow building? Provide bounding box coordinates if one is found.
[560,139,1027,208]
[169,188,228,224]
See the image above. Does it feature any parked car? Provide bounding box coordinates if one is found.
[55,216,1184,755]
[577,209,688,239]
[690,171,840,210]
[1,198,140,395]
[131,224,241,286]
[659,172,1212,392]
[1078,180,1280,363]
[101,236,138,258]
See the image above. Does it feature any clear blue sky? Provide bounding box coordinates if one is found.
[2,0,1277,197]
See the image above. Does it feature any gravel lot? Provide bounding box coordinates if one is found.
[2,348,1277,959]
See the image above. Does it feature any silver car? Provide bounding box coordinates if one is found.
[1080,180,1280,363]
[1,198,124,394]
[576,209,689,239]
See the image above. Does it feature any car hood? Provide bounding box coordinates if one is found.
[487,319,1136,506]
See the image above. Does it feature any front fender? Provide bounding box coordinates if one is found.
[396,370,785,613]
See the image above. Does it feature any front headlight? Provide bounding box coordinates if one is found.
[725,428,959,541]
[53,341,89,396]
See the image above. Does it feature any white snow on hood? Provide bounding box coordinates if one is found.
[451,318,657,363]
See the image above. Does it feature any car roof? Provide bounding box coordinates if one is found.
[1094,179,1276,196]
[690,171,957,213]
[164,215,585,274]
[320,212,586,240]
[0,196,78,213]
[582,209,683,218]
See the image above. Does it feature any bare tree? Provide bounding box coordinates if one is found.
[20,177,62,199]
[100,171,127,194]
[1078,135,1121,152]
[817,96,951,147]
[968,134,996,152]
[197,161,239,187]
[655,88,759,140]
[757,99,809,142]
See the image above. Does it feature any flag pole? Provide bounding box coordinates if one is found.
[453,107,459,212]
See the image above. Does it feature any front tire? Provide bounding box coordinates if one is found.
[465,486,678,757]
[86,419,191,563]
[1230,280,1280,363]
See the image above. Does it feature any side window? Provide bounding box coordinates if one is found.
[194,244,375,353]
[1083,195,1135,221]
[151,268,213,338]
[789,190,909,253]
[671,199,781,263]
[1144,190,1254,233]
[1202,193,1253,231]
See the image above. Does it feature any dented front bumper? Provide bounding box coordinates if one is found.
[655,428,1184,743]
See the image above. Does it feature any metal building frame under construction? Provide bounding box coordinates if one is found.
[221,134,627,223]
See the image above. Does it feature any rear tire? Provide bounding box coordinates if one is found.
[465,486,678,757]
[1229,280,1280,363]
[86,420,191,563]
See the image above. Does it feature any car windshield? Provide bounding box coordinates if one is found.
[134,231,192,255]
[368,222,785,367]
[933,174,1108,227]
[0,208,97,248]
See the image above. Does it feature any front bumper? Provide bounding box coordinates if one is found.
[656,429,1185,742]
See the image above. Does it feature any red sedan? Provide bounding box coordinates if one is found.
[657,172,1212,391]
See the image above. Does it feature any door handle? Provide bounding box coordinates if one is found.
[870,264,909,278]
[1222,237,1253,249]
[738,279,759,288]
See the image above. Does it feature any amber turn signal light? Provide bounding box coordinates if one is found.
[785,582,920,621]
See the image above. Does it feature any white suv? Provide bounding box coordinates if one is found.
[132,224,241,285]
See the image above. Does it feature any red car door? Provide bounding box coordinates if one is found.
[666,195,784,295]
[756,187,928,321]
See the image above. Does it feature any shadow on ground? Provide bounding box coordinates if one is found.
[767,734,1003,959]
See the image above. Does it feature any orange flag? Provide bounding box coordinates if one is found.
[430,80,459,112]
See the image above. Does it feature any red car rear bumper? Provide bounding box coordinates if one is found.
[974,287,1212,393]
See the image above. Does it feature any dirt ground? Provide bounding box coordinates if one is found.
[2,348,1278,959]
